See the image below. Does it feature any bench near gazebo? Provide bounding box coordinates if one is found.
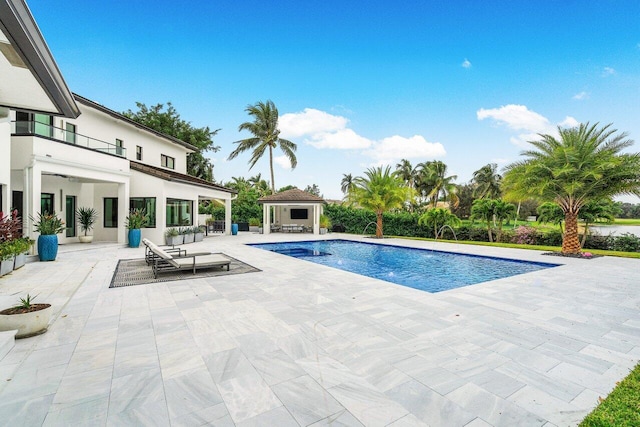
[258,188,325,235]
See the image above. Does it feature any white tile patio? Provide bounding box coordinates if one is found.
[0,233,638,426]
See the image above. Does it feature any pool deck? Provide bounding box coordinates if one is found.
[0,233,638,426]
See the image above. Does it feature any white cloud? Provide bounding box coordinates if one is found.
[364,135,446,165]
[478,104,580,147]
[572,91,589,100]
[462,58,472,69]
[602,66,616,76]
[279,108,348,138]
[305,128,373,149]
[477,104,550,133]
[274,155,292,169]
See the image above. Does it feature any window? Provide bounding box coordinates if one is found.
[290,208,309,220]
[136,145,143,161]
[115,139,124,156]
[14,112,52,137]
[130,197,156,227]
[161,154,175,169]
[104,198,118,228]
[65,122,76,144]
[41,193,54,215]
[166,198,192,226]
[65,196,76,237]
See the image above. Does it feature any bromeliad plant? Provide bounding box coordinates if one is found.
[125,208,150,230]
[31,212,65,235]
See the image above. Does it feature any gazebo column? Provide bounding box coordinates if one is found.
[263,203,271,235]
[313,204,320,234]
[225,198,232,235]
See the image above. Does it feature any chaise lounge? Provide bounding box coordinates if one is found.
[145,239,231,278]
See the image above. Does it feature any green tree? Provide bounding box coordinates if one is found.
[416,161,459,208]
[472,163,502,199]
[492,199,517,241]
[504,122,640,253]
[578,198,619,246]
[451,183,474,219]
[347,166,411,238]
[537,202,565,233]
[340,173,354,195]
[418,208,461,239]
[304,184,322,197]
[471,198,496,242]
[248,173,271,196]
[123,102,220,181]
[395,159,418,189]
[228,100,297,194]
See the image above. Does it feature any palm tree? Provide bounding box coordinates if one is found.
[226,176,250,192]
[395,159,418,189]
[472,163,502,199]
[347,166,411,238]
[536,202,565,233]
[228,100,297,194]
[418,208,461,239]
[248,173,271,196]
[504,122,640,254]
[471,198,496,242]
[578,198,618,246]
[340,173,354,195]
[417,161,459,208]
[492,199,517,241]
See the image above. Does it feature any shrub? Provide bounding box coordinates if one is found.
[583,235,613,251]
[537,230,563,246]
[512,226,538,245]
[611,233,640,252]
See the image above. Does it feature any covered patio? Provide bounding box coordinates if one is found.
[258,188,325,235]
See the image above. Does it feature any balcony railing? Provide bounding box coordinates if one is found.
[11,121,127,157]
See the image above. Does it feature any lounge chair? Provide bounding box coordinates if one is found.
[148,243,231,278]
[142,238,187,265]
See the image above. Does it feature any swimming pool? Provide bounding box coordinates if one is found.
[249,239,559,293]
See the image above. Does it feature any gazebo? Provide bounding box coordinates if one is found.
[258,188,325,235]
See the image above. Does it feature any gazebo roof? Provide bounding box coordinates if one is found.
[258,188,325,204]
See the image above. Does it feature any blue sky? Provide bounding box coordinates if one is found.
[29,0,640,200]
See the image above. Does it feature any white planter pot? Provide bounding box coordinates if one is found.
[1,257,15,276]
[78,235,93,243]
[249,226,260,233]
[0,304,52,338]
[194,232,204,242]
[165,235,182,246]
[183,234,194,244]
[320,228,328,235]
[13,253,26,270]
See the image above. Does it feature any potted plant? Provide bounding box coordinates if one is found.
[165,227,181,246]
[319,214,331,235]
[0,294,51,339]
[76,207,98,243]
[194,226,205,242]
[248,218,261,233]
[125,208,149,248]
[182,226,194,244]
[12,238,32,270]
[30,212,65,261]
[0,241,14,277]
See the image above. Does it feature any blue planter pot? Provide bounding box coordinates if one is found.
[128,229,142,248]
[37,235,58,261]
[231,223,238,236]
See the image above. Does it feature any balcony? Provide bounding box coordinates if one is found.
[11,120,126,157]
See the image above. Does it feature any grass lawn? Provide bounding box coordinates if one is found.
[613,218,640,226]
[580,363,640,427]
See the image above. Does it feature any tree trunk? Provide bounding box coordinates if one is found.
[562,211,581,254]
[487,222,493,242]
[580,221,590,247]
[269,146,275,194]
[376,212,383,238]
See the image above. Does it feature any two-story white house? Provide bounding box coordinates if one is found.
[2,0,235,248]
[9,94,235,245]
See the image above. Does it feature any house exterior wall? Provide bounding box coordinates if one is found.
[59,105,190,173]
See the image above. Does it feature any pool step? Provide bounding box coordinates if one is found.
[0,330,17,362]
[273,247,330,257]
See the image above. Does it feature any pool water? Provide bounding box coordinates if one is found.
[249,239,560,293]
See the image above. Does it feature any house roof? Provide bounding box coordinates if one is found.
[258,188,325,204]
[0,0,79,117]
[130,161,236,194]
[73,94,199,152]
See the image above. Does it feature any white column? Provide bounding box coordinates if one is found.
[224,197,232,235]
[0,108,10,215]
[263,203,271,235]
[117,182,129,244]
[313,204,320,234]
[28,163,42,244]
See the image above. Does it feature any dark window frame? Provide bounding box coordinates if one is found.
[129,197,156,228]
[166,198,192,227]
[103,197,118,228]
[41,193,54,215]
[136,145,143,161]
[161,154,175,169]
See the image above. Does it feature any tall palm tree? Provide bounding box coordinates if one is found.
[492,199,517,242]
[347,166,411,238]
[340,173,354,195]
[503,122,640,254]
[471,198,496,242]
[417,161,459,208]
[418,208,461,239]
[536,202,565,233]
[395,159,418,189]
[472,163,502,199]
[248,173,271,196]
[228,100,297,194]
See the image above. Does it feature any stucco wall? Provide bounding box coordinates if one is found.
[0,109,10,213]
